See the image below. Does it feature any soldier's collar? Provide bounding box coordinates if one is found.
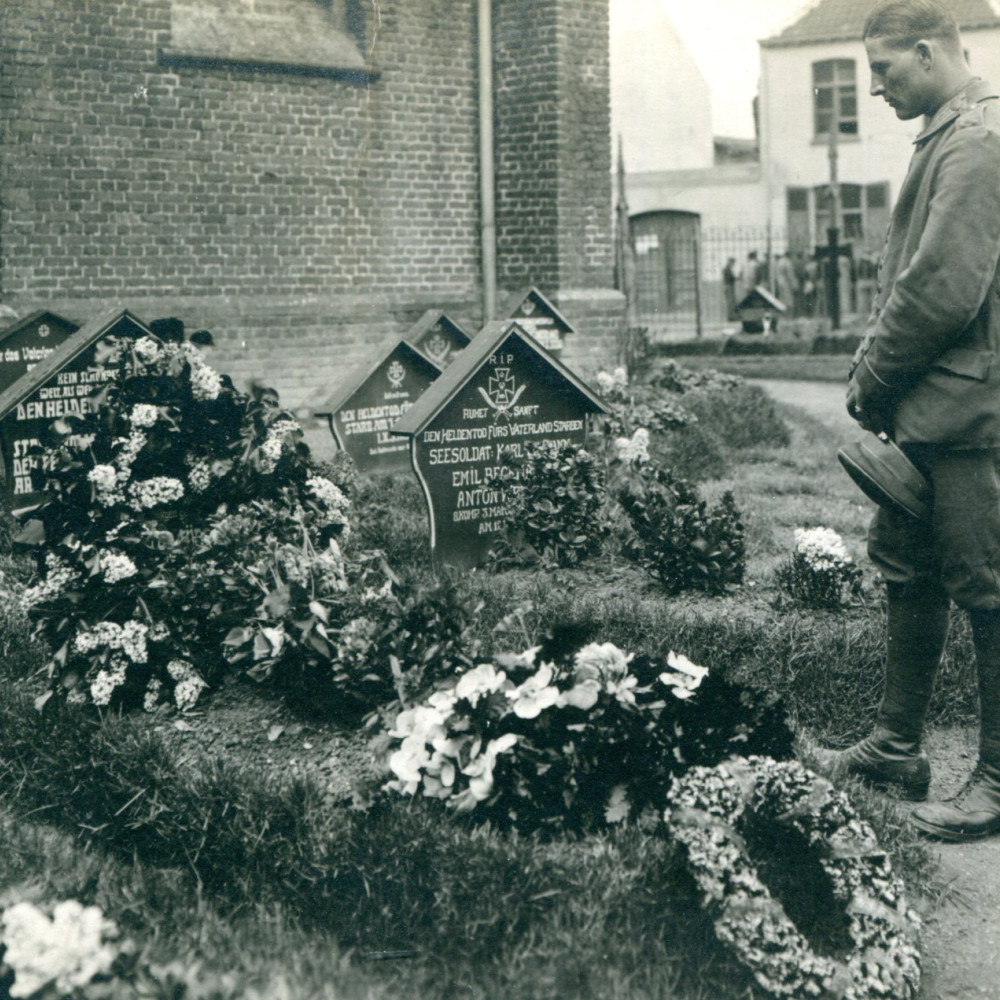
[915,77,999,143]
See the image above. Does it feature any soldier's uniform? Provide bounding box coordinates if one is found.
[849,78,1000,608]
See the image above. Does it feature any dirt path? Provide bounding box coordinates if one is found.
[752,378,1000,999]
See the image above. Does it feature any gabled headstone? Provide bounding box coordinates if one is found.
[505,287,575,355]
[0,311,80,396]
[393,319,607,570]
[736,285,787,333]
[0,304,152,514]
[312,337,443,474]
[405,309,473,369]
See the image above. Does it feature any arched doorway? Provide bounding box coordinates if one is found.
[631,210,700,337]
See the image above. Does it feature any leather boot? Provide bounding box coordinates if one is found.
[911,608,1000,841]
[817,581,950,801]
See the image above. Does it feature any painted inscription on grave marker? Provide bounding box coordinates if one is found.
[0,311,80,397]
[506,287,575,355]
[313,338,442,474]
[0,306,152,513]
[406,309,473,369]
[393,321,606,569]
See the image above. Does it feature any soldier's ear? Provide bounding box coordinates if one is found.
[915,40,933,69]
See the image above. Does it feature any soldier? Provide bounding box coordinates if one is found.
[827,0,1000,841]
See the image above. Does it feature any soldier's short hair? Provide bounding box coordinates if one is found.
[863,0,962,51]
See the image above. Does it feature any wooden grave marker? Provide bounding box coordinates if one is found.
[392,319,607,570]
[505,287,575,355]
[0,311,80,396]
[0,304,152,514]
[406,309,473,369]
[312,337,443,474]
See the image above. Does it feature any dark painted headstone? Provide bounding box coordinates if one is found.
[505,287,575,355]
[393,319,607,570]
[406,309,473,369]
[0,305,153,514]
[312,337,443,474]
[736,285,787,333]
[0,311,80,396]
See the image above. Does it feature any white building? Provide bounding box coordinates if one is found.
[760,0,1000,264]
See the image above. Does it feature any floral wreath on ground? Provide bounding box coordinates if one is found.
[666,756,921,1000]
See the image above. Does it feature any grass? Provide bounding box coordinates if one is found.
[676,353,853,382]
[0,388,959,999]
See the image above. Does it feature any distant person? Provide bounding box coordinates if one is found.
[722,257,739,321]
[775,252,796,313]
[742,250,761,299]
[823,0,1000,843]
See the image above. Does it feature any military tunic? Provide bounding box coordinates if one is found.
[848,78,1000,607]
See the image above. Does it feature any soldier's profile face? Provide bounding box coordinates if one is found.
[865,36,928,120]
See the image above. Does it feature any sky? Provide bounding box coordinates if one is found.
[657,0,819,137]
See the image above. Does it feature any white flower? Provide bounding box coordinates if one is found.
[129,403,159,428]
[614,427,650,464]
[659,650,709,700]
[259,419,300,473]
[183,345,223,401]
[389,705,448,745]
[101,551,137,584]
[166,659,207,711]
[88,464,117,493]
[506,663,560,719]
[143,678,162,712]
[454,663,507,707]
[307,476,349,513]
[461,733,518,800]
[794,527,852,570]
[128,476,184,510]
[188,459,212,492]
[133,336,162,364]
[75,620,148,664]
[559,678,601,710]
[574,642,633,682]
[0,900,118,998]
[20,555,79,609]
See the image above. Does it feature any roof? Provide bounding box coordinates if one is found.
[311,337,442,417]
[393,320,607,437]
[0,304,151,420]
[405,309,475,346]
[737,286,787,312]
[0,310,78,345]
[762,0,1000,47]
[503,287,576,334]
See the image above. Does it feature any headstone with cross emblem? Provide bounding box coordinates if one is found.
[505,287,575,355]
[0,311,81,397]
[392,319,607,570]
[0,304,153,515]
[406,309,473,369]
[312,337,443,474]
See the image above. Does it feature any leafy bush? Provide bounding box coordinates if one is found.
[489,441,609,569]
[681,382,791,450]
[374,630,794,835]
[618,466,745,595]
[351,472,431,570]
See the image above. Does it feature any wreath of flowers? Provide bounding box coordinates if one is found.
[666,757,921,1000]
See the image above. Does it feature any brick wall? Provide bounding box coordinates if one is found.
[0,0,621,414]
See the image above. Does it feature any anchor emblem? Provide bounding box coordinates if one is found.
[424,332,450,365]
[387,360,406,389]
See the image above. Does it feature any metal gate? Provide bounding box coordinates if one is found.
[631,211,701,338]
